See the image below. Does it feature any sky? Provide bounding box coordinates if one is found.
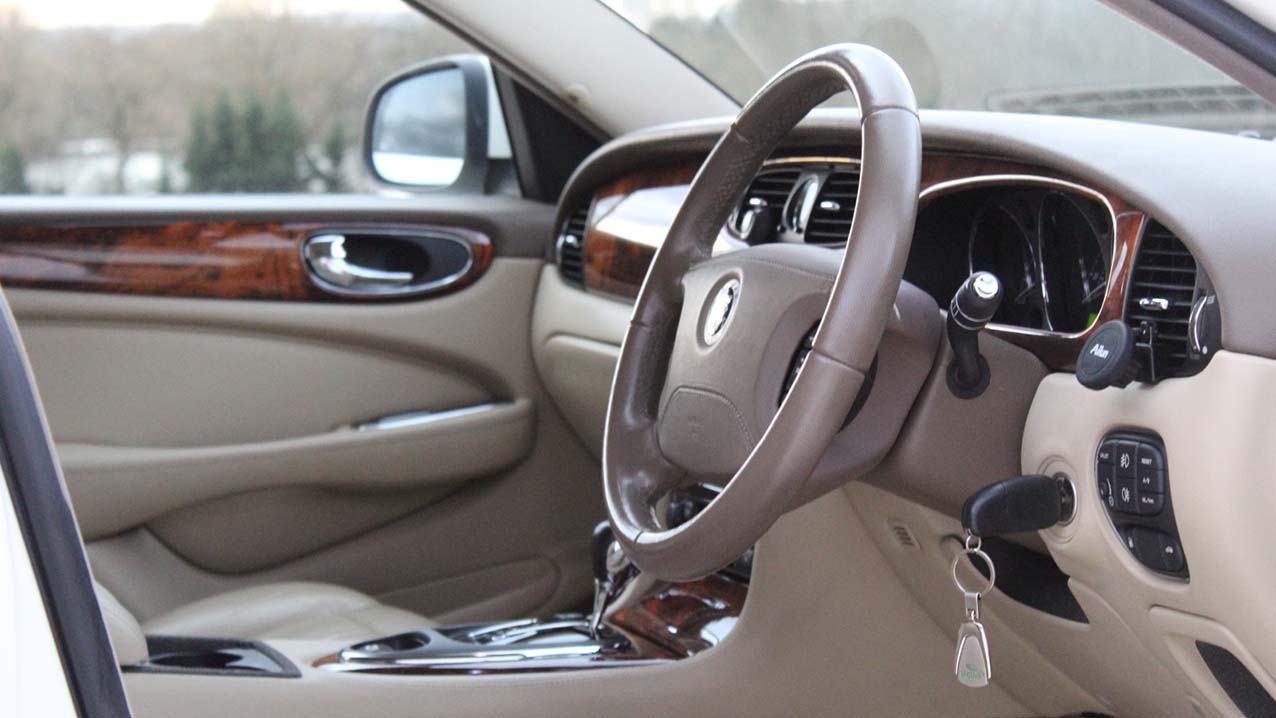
[0,0,406,29]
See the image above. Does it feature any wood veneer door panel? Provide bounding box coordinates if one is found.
[0,221,492,302]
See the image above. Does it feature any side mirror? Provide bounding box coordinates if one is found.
[364,54,491,191]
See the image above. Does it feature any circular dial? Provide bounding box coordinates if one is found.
[966,187,1111,333]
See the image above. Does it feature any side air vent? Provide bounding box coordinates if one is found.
[1125,221,1200,381]
[556,203,589,285]
[805,167,860,244]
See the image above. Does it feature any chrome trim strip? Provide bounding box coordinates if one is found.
[918,174,1121,341]
[353,402,503,432]
[762,156,860,167]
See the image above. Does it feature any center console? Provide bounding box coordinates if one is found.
[317,617,644,674]
[316,485,749,675]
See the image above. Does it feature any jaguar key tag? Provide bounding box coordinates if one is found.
[955,615,991,687]
[951,532,996,689]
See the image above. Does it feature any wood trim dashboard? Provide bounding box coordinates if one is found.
[579,153,1148,371]
[0,221,492,302]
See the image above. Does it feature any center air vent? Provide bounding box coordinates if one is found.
[556,203,589,286]
[741,167,802,215]
[733,167,802,242]
[733,163,860,245]
[805,167,860,244]
[1125,221,1211,381]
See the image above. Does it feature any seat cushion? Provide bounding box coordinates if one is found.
[141,581,432,642]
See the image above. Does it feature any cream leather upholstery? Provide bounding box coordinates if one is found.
[140,582,433,643]
[95,579,433,665]
[94,582,149,665]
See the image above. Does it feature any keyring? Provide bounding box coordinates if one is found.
[951,546,996,596]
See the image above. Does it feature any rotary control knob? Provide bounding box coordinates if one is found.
[1076,320,1141,390]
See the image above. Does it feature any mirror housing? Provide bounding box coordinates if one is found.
[364,54,491,192]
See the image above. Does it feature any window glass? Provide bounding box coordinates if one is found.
[603,0,1276,138]
[0,0,484,195]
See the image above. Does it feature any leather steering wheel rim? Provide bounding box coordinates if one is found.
[603,44,921,581]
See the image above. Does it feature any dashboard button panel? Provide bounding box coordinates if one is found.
[1096,443,1114,465]
[1113,440,1138,477]
[1115,477,1138,513]
[1097,431,1188,578]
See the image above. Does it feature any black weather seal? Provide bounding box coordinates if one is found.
[0,294,131,718]
[1151,0,1276,75]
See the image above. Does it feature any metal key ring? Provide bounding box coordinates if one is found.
[951,547,996,596]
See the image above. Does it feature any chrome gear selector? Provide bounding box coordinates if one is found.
[589,521,635,639]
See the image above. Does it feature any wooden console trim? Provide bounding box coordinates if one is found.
[579,152,1147,370]
[0,221,492,302]
[608,574,748,660]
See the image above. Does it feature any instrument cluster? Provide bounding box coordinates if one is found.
[908,182,1114,335]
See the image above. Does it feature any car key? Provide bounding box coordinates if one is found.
[952,531,995,688]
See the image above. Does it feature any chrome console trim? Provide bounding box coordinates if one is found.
[320,615,648,674]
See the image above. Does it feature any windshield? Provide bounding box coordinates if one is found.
[603,0,1276,137]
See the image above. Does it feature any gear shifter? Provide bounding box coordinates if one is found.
[947,271,1003,399]
[588,521,636,639]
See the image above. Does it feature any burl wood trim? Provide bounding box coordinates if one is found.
[0,221,492,302]
[608,574,748,659]
[582,163,696,299]
[581,152,1147,370]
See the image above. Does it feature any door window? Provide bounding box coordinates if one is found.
[0,0,508,195]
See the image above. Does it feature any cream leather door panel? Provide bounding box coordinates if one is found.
[0,199,603,624]
[57,399,533,540]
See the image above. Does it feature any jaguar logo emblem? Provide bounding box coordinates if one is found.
[703,278,740,345]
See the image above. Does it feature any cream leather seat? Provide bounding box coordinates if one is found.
[96,580,431,664]
[141,581,433,642]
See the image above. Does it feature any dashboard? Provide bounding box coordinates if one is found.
[556,150,1215,376]
[535,111,1276,718]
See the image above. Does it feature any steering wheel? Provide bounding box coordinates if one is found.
[603,44,922,581]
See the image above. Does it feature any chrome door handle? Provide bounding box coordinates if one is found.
[304,234,414,289]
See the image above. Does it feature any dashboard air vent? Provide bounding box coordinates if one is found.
[804,167,860,244]
[556,203,589,285]
[742,166,802,212]
[733,167,802,241]
[1125,221,1198,380]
